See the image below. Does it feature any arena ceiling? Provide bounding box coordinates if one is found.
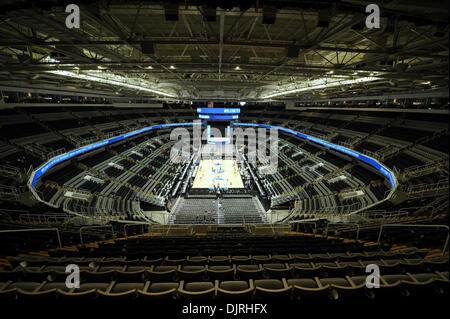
[0,0,448,101]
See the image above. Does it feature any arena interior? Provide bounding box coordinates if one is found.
[0,0,448,314]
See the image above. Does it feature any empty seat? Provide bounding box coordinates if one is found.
[138,282,179,299]
[98,283,144,299]
[287,278,328,301]
[254,279,290,298]
[177,266,206,282]
[149,266,177,281]
[262,263,291,278]
[178,281,215,298]
[217,280,254,299]
[236,265,263,280]
[206,265,235,281]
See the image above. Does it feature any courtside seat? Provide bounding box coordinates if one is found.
[254,278,291,299]
[287,278,328,301]
[178,281,215,299]
[177,265,207,282]
[149,265,177,281]
[236,265,263,280]
[206,265,235,281]
[137,282,179,299]
[216,280,254,299]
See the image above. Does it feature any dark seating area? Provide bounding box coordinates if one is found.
[378,126,432,143]
[384,152,426,170]
[0,234,447,302]
[424,134,449,153]
[0,122,49,139]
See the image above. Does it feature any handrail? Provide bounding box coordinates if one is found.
[377,224,449,256]
[289,220,318,233]
[123,223,146,238]
[79,225,115,245]
[0,228,62,249]
[324,222,361,239]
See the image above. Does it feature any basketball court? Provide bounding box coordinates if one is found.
[192,159,244,189]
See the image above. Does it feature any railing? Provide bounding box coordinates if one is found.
[0,164,21,176]
[79,225,115,245]
[377,224,449,256]
[46,148,66,160]
[0,228,62,249]
[289,220,318,233]
[78,136,100,147]
[18,213,72,224]
[123,223,147,238]
[324,223,361,239]
[401,178,449,194]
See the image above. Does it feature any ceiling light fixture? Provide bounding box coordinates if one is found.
[47,70,176,97]
[235,66,240,70]
[261,77,378,99]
